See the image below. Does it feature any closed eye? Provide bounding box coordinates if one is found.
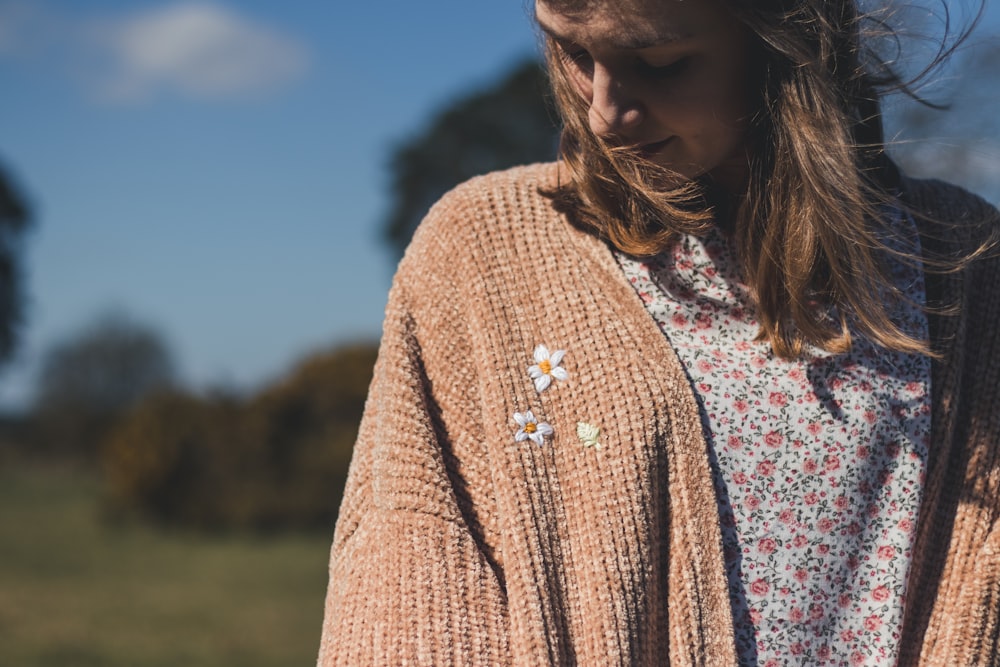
[558,46,594,75]
[637,56,691,80]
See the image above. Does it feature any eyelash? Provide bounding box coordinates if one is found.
[637,56,691,80]
[560,48,593,73]
[558,46,690,81]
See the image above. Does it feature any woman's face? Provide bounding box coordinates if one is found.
[537,0,758,191]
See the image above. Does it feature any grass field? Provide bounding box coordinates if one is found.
[0,463,333,666]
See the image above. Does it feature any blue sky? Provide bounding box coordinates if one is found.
[0,1,997,411]
[0,0,541,409]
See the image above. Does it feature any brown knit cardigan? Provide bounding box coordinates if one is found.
[318,162,1000,666]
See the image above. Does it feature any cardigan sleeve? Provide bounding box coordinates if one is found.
[317,275,509,666]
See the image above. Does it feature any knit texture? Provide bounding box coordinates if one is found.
[318,162,1000,666]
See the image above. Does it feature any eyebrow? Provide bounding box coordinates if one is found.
[535,14,690,50]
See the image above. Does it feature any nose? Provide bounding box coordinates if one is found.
[587,65,644,140]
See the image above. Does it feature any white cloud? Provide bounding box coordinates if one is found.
[0,1,308,104]
[84,2,308,103]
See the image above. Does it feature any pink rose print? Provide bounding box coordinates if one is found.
[756,460,776,476]
[872,585,891,602]
[764,431,784,447]
[864,615,883,632]
[750,579,770,596]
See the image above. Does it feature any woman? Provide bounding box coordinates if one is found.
[318,0,1000,664]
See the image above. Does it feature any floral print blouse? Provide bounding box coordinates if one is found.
[616,212,931,666]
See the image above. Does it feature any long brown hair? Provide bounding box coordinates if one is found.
[542,0,987,357]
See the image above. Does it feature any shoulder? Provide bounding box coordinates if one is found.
[397,162,566,279]
[410,162,561,242]
[900,176,1000,254]
[902,176,998,220]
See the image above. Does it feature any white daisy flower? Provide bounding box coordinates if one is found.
[528,344,568,393]
[513,410,553,446]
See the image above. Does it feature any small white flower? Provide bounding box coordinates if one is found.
[576,422,602,449]
[513,410,554,446]
[528,344,568,393]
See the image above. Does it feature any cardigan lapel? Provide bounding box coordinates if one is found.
[554,163,739,666]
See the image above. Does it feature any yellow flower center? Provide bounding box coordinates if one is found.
[525,422,537,434]
[538,360,552,375]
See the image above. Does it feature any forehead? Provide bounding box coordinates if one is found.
[535,0,737,49]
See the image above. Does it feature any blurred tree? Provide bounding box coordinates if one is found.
[34,312,176,457]
[103,390,242,526]
[0,162,33,366]
[382,59,560,258]
[103,342,378,531]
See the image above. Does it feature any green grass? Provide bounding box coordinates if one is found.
[0,463,333,666]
